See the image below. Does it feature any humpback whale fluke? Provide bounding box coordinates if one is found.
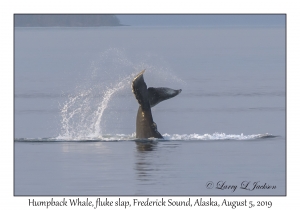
[131,70,182,139]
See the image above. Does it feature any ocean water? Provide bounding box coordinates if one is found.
[14,26,285,195]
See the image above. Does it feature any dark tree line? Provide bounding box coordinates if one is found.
[14,14,122,27]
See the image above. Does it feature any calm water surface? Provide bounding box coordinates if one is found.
[15,139,285,196]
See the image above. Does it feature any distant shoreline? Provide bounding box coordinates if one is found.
[14,24,129,28]
[14,14,124,27]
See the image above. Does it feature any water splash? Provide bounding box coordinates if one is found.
[92,76,132,138]
[162,133,277,140]
[16,132,278,142]
[58,74,134,140]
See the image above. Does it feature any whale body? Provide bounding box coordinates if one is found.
[131,70,181,139]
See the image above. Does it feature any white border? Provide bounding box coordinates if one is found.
[2,0,297,209]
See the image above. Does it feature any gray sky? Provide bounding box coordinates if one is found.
[117,14,285,27]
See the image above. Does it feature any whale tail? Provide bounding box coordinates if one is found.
[131,70,150,110]
[148,87,182,107]
[132,70,181,139]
